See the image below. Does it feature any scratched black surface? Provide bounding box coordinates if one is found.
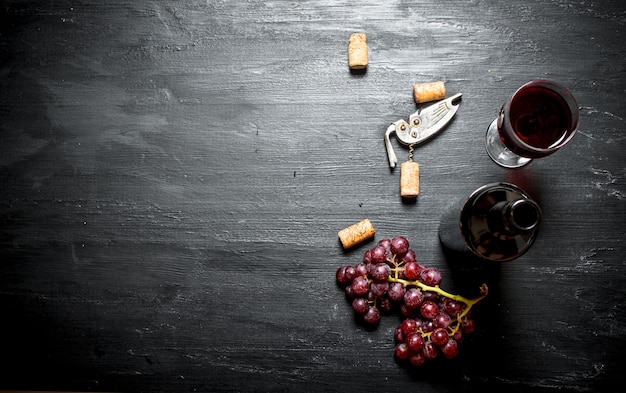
[0,1,625,392]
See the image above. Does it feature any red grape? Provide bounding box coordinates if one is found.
[402,249,417,264]
[363,307,381,325]
[434,312,452,329]
[344,286,354,300]
[441,339,459,359]
[409,352,426,366]
[420,268,442,286]
[403,261,421,280]
[399,304,414,318]
[344,265,357,281]
[430,327,448,346]
[461,318,476,334]
[352,297,369,315]
[422,341,438,360]
[362,249,372,264]
[370,263,390,282]
[370,245,387,263]
[406,332,424,352]
[401,318,417,336]
[378,238,392,249]
[351,276,369,296]
[422,320,435,333]
[420,300,439,320]
[394,343,410,360]
[445,299,465,317]
[370,281,388,297]
[336,266,349,285]
[387,282,405,301]
[394,326,405,343]
[390,236,409,256]
[355,262,368,277]
[403,287,425,309]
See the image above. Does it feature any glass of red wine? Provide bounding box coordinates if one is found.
[485,80,580,168]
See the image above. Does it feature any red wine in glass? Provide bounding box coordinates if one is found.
[485,80,580,168]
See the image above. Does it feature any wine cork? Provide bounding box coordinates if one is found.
[400,161,420,198]
[413,81,446,104]
[338,219,375,249]
[348,33,368,70]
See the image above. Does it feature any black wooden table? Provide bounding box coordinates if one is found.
[1,1,624,392]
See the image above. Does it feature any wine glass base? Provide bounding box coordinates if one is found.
[485,119,532,168]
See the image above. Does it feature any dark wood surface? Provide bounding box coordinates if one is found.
[1,1,624,392]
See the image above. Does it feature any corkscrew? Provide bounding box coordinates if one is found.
[384,93,462,168]
[384,93,462,198]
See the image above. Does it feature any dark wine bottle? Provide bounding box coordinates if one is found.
[438,182,541,262]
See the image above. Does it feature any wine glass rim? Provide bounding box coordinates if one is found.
[503,80,580,153]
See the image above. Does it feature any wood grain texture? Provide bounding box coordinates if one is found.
[0,0,624,392]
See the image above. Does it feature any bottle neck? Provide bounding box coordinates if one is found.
[487,199,541,237]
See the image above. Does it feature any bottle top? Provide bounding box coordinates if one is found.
[460,182,541,262]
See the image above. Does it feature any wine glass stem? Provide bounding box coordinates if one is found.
[485,119,532,168]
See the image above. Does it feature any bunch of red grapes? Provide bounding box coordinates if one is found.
[336,236,487,367]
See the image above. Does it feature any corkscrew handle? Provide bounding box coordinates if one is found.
[384,124,398,168]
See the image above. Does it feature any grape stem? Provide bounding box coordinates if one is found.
[388,276,488,320]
